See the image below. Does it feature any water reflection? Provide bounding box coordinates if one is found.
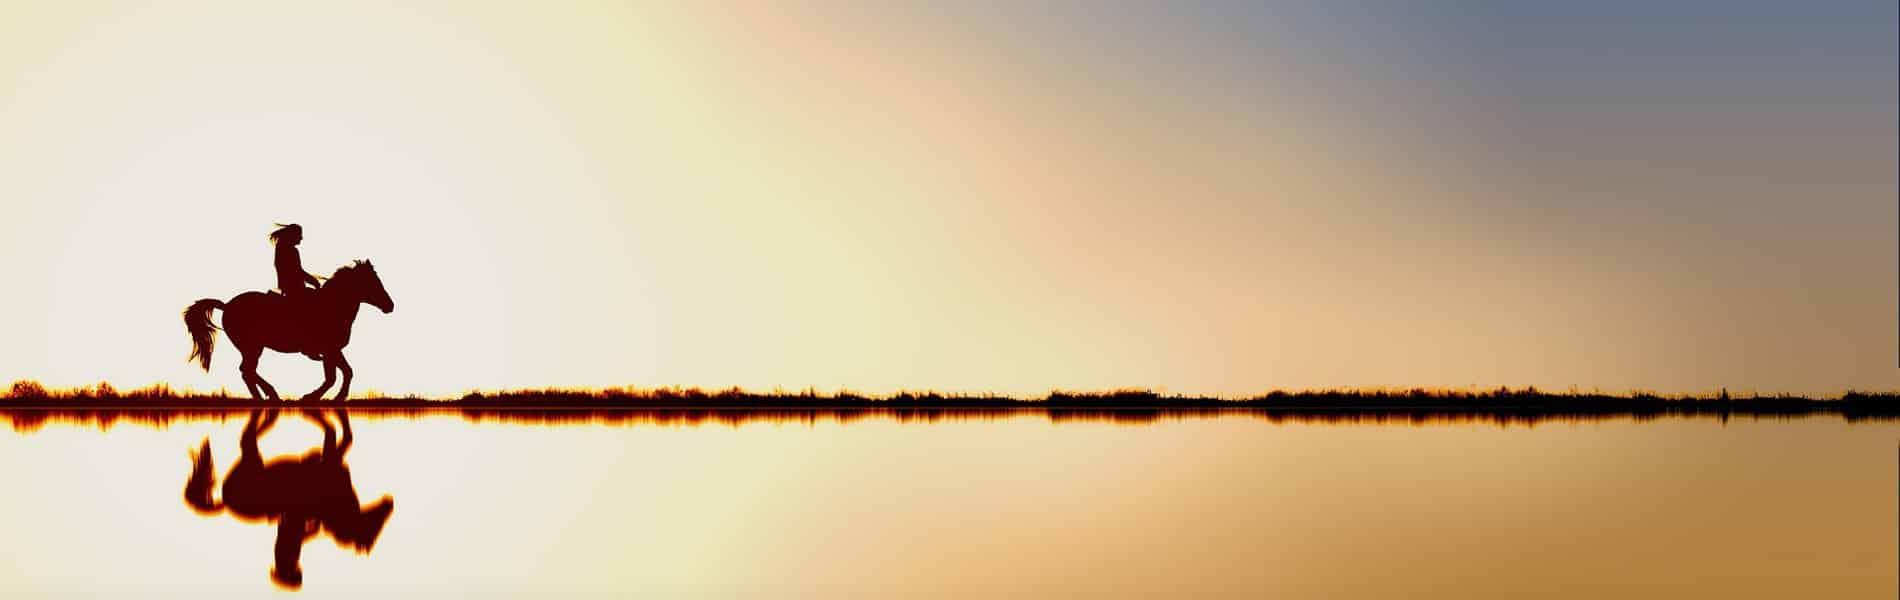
[0,405,1891,597]
[3,404,1896,433]
[183,409,394,589]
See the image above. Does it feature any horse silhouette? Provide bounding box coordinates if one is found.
[183,260,394,402]
[185,408,395,589]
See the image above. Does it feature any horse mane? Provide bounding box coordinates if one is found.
[329,260,373,284]
[328,258,372,286]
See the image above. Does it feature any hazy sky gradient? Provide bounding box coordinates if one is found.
[0,2,1893,396]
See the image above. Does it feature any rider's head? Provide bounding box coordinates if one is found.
[271,546,303,589]
[269,223,304,247]
[270,562,303,590]
[272,518,306,589]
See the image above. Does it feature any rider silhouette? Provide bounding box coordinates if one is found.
[270,224,323,299]
[184,225,395,401]
[270,224,325,360]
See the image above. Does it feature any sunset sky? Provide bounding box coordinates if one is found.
[0,2,1893,397]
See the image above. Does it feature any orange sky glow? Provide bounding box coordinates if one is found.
[0,3,1894,397]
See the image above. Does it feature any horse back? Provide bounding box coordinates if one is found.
[222,291,318,352]
[226,290,284,312]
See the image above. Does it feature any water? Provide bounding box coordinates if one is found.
[0,410,1892,598]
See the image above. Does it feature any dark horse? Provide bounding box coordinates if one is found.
[186,408,395,589]
[184,260,394,402]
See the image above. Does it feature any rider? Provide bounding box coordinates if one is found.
[270,224,325,360]
[270,224,323,299]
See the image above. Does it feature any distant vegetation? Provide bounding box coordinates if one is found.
[4,380,1899,432]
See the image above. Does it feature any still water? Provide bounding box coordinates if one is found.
[0,410,1892,598]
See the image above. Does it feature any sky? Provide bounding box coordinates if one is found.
[0,1,1893,397]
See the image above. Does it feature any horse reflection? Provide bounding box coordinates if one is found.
[185,408,394,589]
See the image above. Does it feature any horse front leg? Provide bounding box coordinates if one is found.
[331,352,354,402]
[301,408,337,451]
[303,355,338,402]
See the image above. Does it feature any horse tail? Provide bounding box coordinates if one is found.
[184,438,223,514]
[183,299,224,372]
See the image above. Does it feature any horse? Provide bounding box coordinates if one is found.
[185,408,395,589]
[183,260,394,402]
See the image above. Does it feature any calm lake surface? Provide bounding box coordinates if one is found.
[0,411,1892,598]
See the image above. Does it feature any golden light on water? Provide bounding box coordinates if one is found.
[0,414,1892,597]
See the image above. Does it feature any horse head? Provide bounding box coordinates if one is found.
[330,260,395,314]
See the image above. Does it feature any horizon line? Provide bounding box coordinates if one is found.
[7,379,1900,405]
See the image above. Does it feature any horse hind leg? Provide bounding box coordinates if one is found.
[238,346,282,402]
[239,350,264,402]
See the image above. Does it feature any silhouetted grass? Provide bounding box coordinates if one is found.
[4,380,1898,432]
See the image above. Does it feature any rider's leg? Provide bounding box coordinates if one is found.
[287,287,325,362]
